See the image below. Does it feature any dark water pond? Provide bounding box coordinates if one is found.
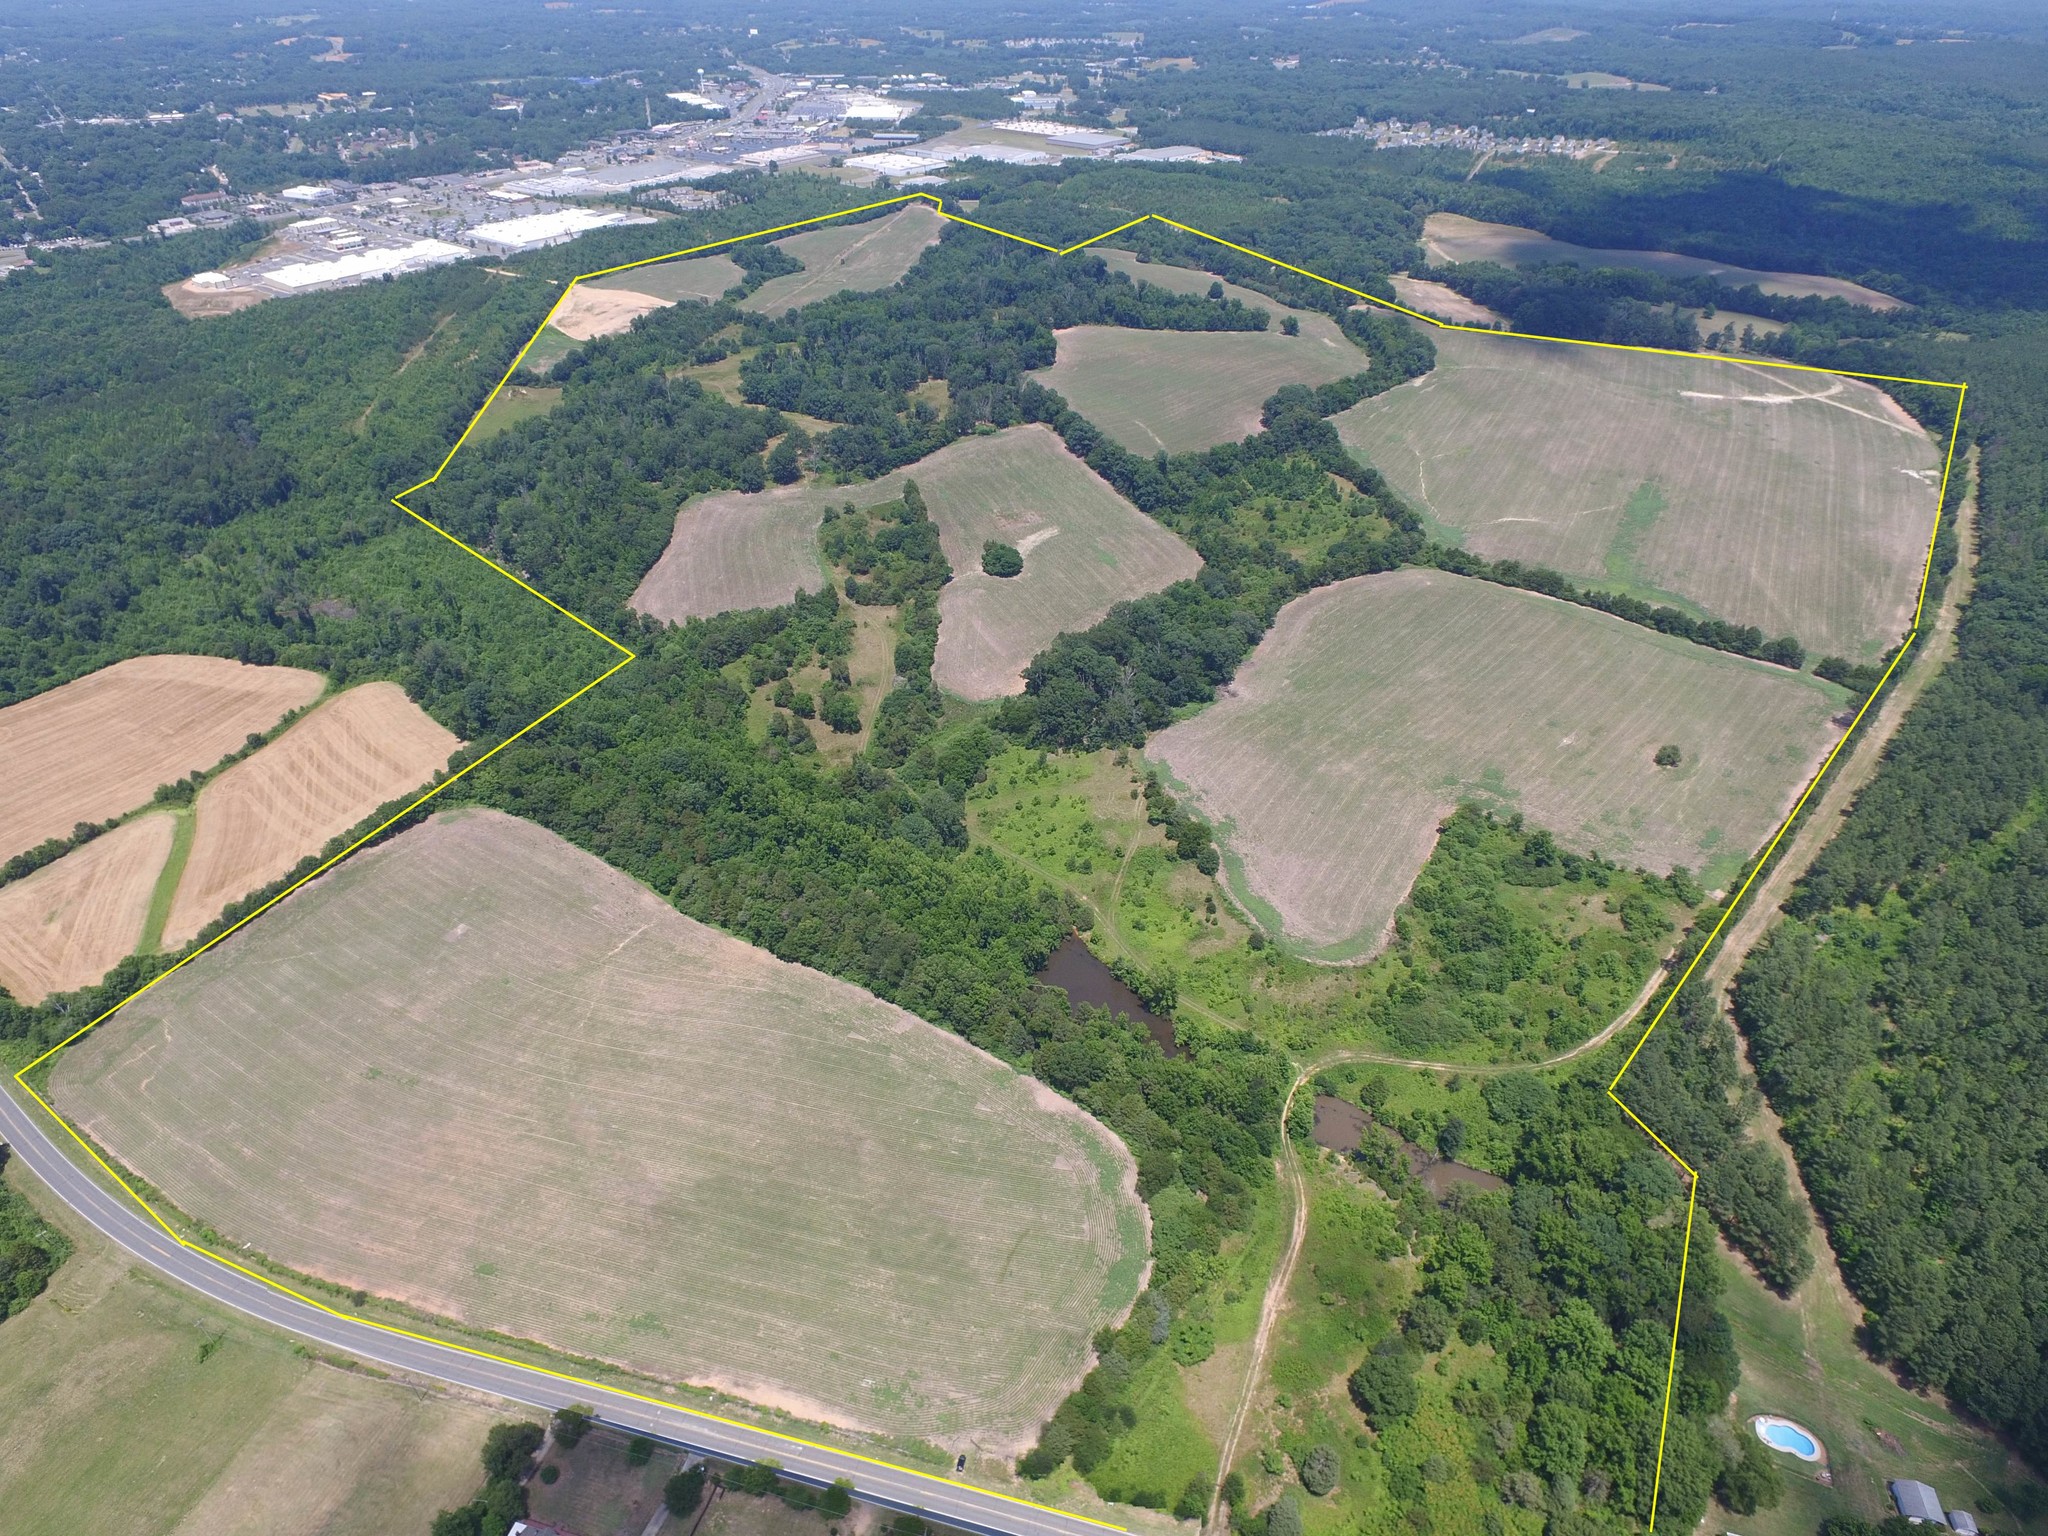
[1312,1093,1507,1200]
[1034,934,1179,1056]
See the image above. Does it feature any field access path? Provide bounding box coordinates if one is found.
[1203,449,1980,1532]
[0,1091,1130,1536]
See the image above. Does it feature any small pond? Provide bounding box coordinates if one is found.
[1034,934,1178,1057]
[1313,1093,1508,1200]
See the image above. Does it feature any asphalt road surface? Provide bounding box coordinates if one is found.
[0,1085,1123,1536]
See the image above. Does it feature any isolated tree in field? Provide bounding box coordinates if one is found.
[481,1421,545,1482]
[1265,1493,1304,1536]
[982,539,1024,577]
[551,1405,593,1448]
[1348,1337,1421,1426]
[1175,1474,1213,1519]
[1298,1444,1340,1496]
[627,1435,655,1467]
[1219,1470,1247,1513]
[1281,315,1300,336]
[1207,281,1224,300]
[664,1465,708,1517]
[822,1479,855,1518]
[1654,743,1683,767]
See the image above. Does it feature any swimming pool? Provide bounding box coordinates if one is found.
[1752,1415,1824,1462]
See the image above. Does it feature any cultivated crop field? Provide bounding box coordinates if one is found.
[634,427,1197,693]
[1147,570,1845,960]
[0,814,173,1002]
[1420,212,1906,309]
[1333,329,1943,659]
[1029,324,1368,455]
[0,656,322,863]
[916,425,1201,698]
[631,481,840,621]
[162,682,459,949]
[0,1162,496,1536]
[740,203,943,316]
[53,808,1146,1445]
[1092,249,1354,347]
[1387,275,1505,327]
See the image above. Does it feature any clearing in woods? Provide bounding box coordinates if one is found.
[1418,212,1907,310]
[1146,569,1846,960]
[0,655,323,864]
[52,807,1147,1447]
[546,284,673,342]
[633,427,1198,698]
[1333,328,1942,659]
[1028,323,1368,455]
[739,202,944,316]
[161,681,460,950]
[0,815,175,1003]
[1090,249,1355,347]
[1388,275,1506,327]
[587,252,743,303]
[0,1158,499,1536]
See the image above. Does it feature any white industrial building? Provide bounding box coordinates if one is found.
[465,208,646,254]
[263,238,469,289]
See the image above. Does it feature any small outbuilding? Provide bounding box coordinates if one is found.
[1891,1480,1949,1526]
[1949,1512,1979,1536]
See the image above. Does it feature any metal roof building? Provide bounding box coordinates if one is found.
[1891,1481,1949,1525]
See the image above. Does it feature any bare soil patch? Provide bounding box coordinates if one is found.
[162,682,459,949]
[1420,212,1906,310]
[1333,329,1943,659]
[0,656,324,865]
[548,284,672,342]
[1148,569,1845,960]
[162,279,272,319]
[54,808,1147,1446]
[0,815,174,1002]
[1387,275,1505,326]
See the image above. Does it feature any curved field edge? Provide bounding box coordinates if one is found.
[49,807,1147,1449]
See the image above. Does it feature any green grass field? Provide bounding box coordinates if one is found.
[741,203,944,316]
[1091,250,1355,349]
[1031,323,1371,456]
[50,807,1146,1447]
[0,1156,501,1536]
[590,252,744,303]
[1714,1245,2048,1535]
[1332,327,1943,659]
[631,478,839,622]
[467,383,562,443]
[1147,569,1845,960]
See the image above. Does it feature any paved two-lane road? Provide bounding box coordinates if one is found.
[0,1086,1120,1536]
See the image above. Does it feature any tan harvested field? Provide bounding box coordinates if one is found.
[1420,212,1906,310]
[162,682,459,949]
[54,808,1146,1445]
[740,202,943,316]
[632,482,838,622]
[1147,570,1845,961]
[549,283,673,342]
[1030,324,1369,455]
[1332,329,1943,659]
[1388,275,1506,326]
[916,427,1201,698]
[0,655,324,864]
[588,252,743,303]
[0,815,174,1002]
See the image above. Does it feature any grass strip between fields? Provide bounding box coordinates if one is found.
[8,189,1971,1535]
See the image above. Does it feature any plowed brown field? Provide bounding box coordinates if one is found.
[0,815,174,1002]
[0,656,324,864]
[548,285,672,342]
[162,683,458,949]
[54,808,1146,1446]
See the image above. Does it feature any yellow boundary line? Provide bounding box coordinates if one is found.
[10,192,1967,1533]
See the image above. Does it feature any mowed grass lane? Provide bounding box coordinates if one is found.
[1333,329,1943,660]
[53,807,1146,1445]
[1147,570,1846,961]
[0,655,322,863]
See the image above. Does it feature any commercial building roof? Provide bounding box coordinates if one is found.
[264,238,468,289]
[467,208,644,252]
